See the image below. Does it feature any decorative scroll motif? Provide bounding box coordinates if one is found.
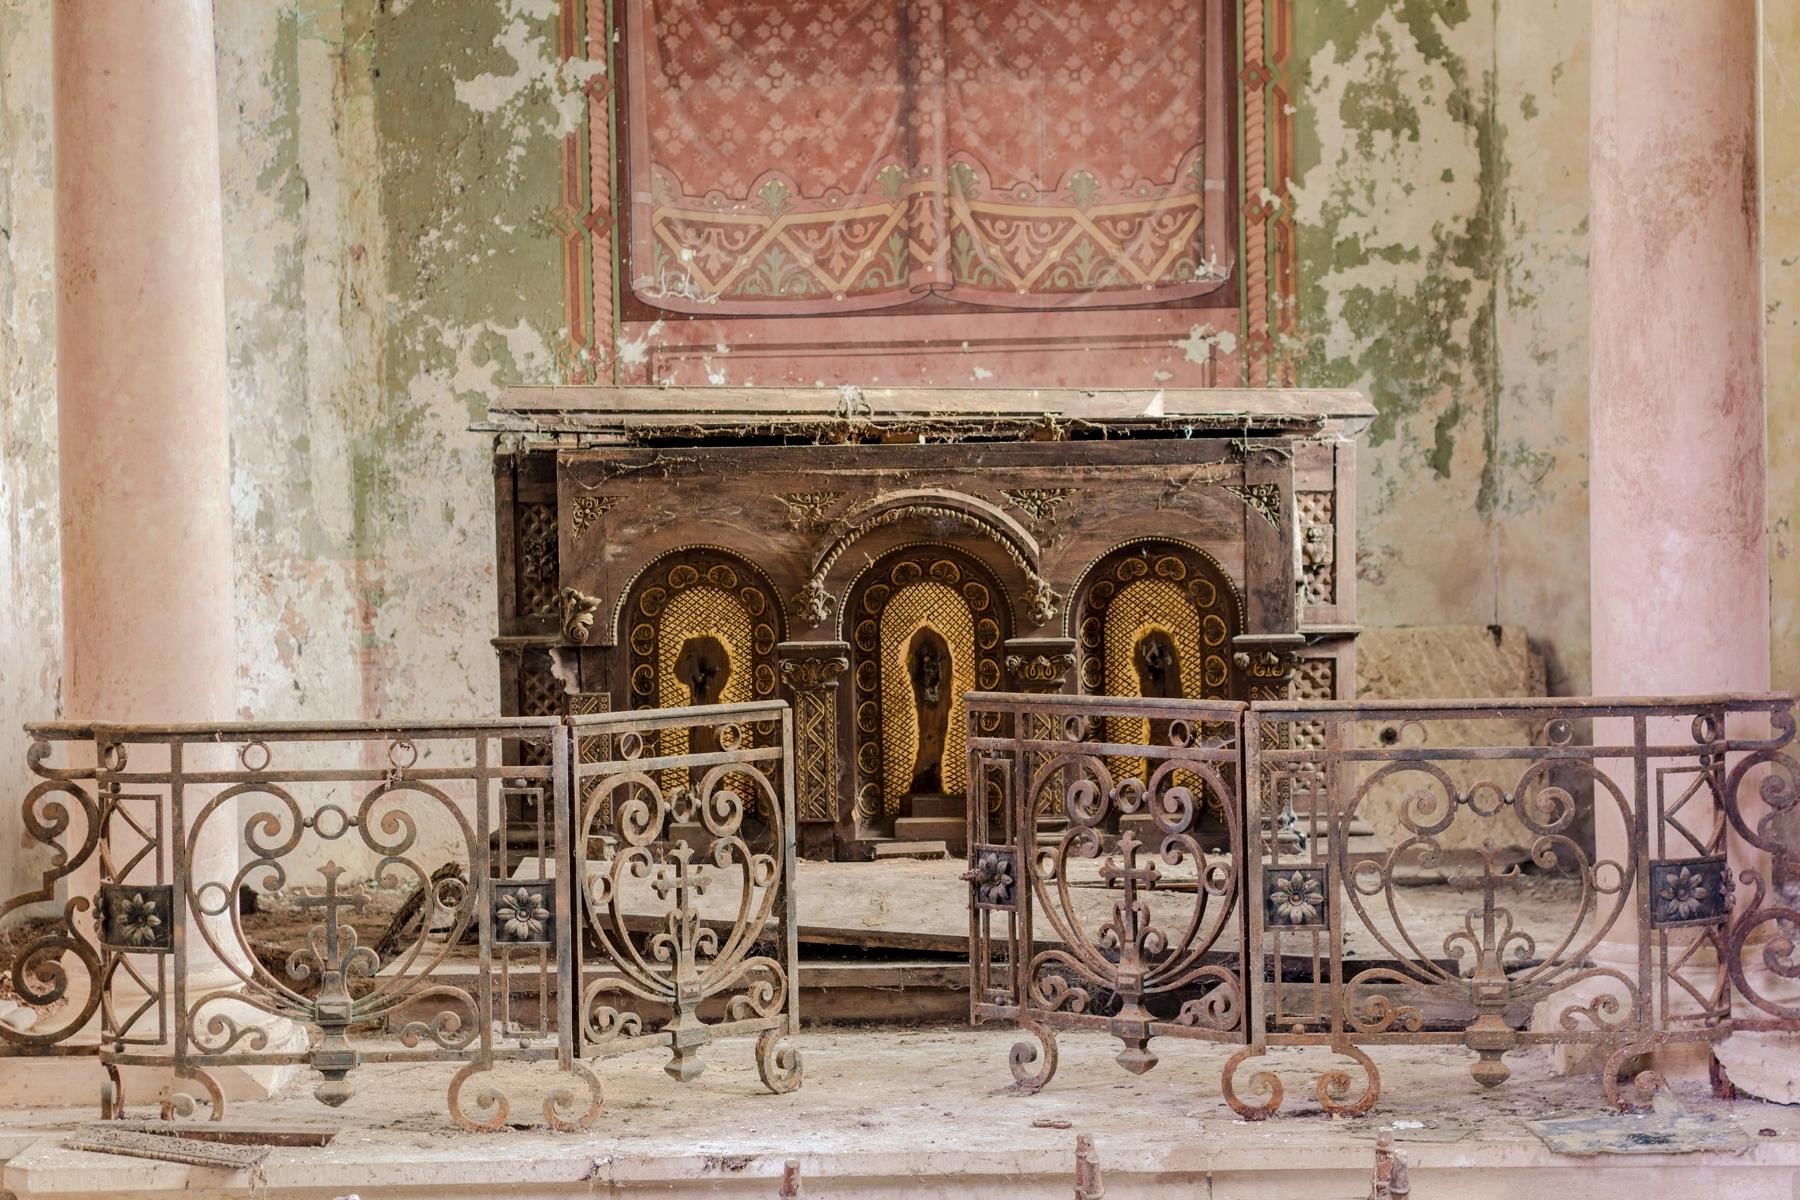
[849,545,1009,821]
[1006,649,1076,693]
[799,498,1057,631]
[559,587,601,645]
[1297,490,1336,606]
[1001,488,1075,525]
[2,709,807,1126]
[0,729,104,1055]
[570,702,800,1095]
[518,502,561,618]
[1222,483,1282,531]
[780,648,850,824]
[569,494,618,536]
[967,693,1248,1088]
[0,721,601,1129]
[777,492,846,532]
[963,692,1800,1120]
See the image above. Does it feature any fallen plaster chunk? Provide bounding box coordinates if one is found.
[1715,1032,1800,1105]
[1525,1088,1751,1156]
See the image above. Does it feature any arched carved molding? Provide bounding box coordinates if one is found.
[609,542,788,651]
[794,489,1060,633]
[1064,535,1245,642]
[617,545,787,710]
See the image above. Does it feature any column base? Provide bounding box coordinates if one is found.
[0,995,307,1110]
[1528,941,1713,1080]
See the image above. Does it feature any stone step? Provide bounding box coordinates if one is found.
[904,793,964,819]
[893,816,965,844]
[871,839,950,860]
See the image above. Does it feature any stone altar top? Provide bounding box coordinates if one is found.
[480,386,1374,443]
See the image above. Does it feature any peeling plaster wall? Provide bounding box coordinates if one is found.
[1291,0,1593,694]
[0,0,59,903]
[1766,7,1800,698]
[0,0,570,884]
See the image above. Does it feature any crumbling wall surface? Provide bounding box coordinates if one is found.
[0,0,61,903]
[0,0,572,886]
[365,0,567,724]
[1291,0,1592,694]
[218,0,566,729]
[1768,8,1800,699]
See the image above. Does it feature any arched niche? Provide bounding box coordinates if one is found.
[844,543,1013,830]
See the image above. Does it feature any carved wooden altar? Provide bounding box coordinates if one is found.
[484,387,1369,860]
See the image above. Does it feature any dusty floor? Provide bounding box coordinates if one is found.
[2,1026,1798,1198]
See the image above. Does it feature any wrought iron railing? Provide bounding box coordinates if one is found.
[966,693,1248,1089]
[0,705,800,1129]
[966,691,1798,1118]
[569,701,800,1094]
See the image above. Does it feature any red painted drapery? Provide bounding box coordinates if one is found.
[624,0,1235,315]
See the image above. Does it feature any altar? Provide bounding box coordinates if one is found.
[481,386,1371,860]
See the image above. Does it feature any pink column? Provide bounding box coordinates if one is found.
[55,6,236,714]
[1587,0,1777,1089]
[40,0,270,1105]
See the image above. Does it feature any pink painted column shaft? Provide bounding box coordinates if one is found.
[44,0,252,1102]
[1590,0,1766,901]
[54,4,236,718]
[1585,0,1774,1084]
[1589,1,1765,699]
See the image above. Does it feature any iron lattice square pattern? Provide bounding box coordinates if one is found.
[1649,856,1731,928]
[490,879,556,946]
[967,845,1019,910]
[1263,864,1329,931]
[97,883,173,952]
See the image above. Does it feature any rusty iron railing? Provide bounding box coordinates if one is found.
[569,701,801,1094]
[966,694,1250,1085]
[967,692,1798,1118]
[0,705,800,1128]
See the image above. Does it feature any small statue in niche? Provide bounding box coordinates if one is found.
[908,628,953,795]
[676,635,730,756]
[1135,630,1182,699]
[1134,629,1185,751]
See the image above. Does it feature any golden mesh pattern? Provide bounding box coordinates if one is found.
[850,546,1008,822]
[879,581,976,813]
[624,550,784,806]
[657,586,756,758]
[1102,578,1207,768]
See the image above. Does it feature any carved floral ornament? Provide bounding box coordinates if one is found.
[560,586,601,644]
[569,494,619,535]
[1006,649,1076,689]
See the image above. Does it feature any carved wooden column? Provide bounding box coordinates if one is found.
[1004,638,1076,822]
[778,642,851,858]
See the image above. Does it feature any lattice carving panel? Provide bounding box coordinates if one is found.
[517,502,560,618]
[1297,490,1335,607]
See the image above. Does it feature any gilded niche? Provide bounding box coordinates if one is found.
[849,546,1009,822]
[1076,541,1240,797]
[624,548,785,794]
